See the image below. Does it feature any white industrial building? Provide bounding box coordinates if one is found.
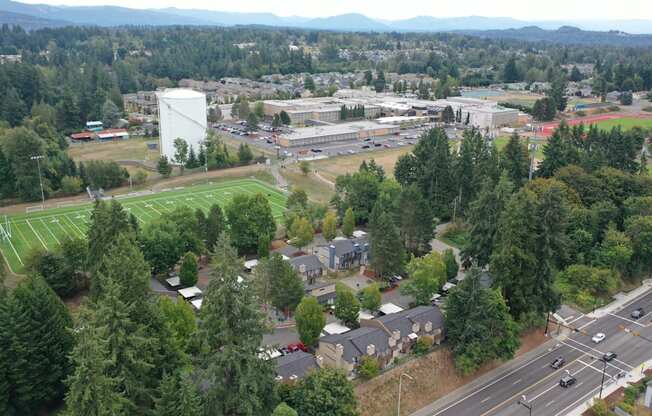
[156,89,207,163]
[278,121,399,147]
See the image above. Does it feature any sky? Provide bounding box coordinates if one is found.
[15,0,652,21]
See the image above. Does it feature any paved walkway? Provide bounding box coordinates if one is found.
[587,278,652,319]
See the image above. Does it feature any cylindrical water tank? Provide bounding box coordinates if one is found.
[156,89,207,164]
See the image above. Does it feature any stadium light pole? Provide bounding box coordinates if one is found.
[30,155,45,208]
[397,373,414,416]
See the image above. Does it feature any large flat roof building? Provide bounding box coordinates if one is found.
[278,121,399,147]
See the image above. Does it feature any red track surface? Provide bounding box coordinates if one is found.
[537,113,624,136]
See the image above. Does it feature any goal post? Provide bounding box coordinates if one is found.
[0,216,10,241]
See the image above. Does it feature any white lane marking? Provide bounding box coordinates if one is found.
[545,400,555,407]
[512,379,522,385]
[480,396,491,404]
[564,339,634,369]
[574,381,584,388]
[430,344,563,415]
[576,360,614,378]
[607,312,647,328]
[577,319,596,330]
[567,314,585,324]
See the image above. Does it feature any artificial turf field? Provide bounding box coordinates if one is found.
[0,179,287,274]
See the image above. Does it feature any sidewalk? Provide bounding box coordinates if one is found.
[587,278,652,319]
[566,358,652,416]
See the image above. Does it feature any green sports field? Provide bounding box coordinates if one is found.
[0,179,287,274]
[591,117,652,131]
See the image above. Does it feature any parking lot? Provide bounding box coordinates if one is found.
[213,121,459,160]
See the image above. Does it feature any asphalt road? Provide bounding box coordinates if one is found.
[420,289,652,416]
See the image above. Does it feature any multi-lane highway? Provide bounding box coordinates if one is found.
[414,289,652,416]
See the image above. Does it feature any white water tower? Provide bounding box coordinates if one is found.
[156,89,207,163]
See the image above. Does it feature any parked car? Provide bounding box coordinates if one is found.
[603,352,617,362]
[592,332,606,344]
[551,357,565,369]
[361,145,370,149]
[311,148,322,153]
[288,342,308,353]
[560,375,576,388]
[631,307,645,319]
[374,143,382,147]
[278,347,291,356]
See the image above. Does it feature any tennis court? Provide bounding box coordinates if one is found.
[0,178,287,274]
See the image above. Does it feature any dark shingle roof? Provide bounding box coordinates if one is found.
[274,351,318,380]
[327,237,368,256]
[321,326,389,363]
[290,254,324,273]
[376,305,444,337]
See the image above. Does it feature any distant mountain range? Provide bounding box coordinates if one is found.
[2,0,652,45]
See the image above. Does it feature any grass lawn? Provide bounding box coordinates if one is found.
[280,167,335,205]
[493,136,547,159]
[590,117,652,131]
[0,179,286,274]
[67,136,160,163]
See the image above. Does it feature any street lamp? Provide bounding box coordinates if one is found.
[397,372,414,416]
[517,395,532,416]
[30,155,45,208]
[598,357,608,399]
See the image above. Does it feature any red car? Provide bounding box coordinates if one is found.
[287,342,308,353]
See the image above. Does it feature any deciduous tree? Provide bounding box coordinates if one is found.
[295,296,326,347]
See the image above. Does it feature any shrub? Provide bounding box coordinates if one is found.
[60,175,82,195]
[358,356,380,379]
[132,170,148,185]
[575,110,587,117]
[642,106,652,113]
[413,336,434,356]
[590,399,609,416]
[607,105,621,112]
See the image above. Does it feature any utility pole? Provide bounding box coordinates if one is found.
[397,373,414,416]
[30,155,45,208]
[517,395,532,416]
[528,143,538,181]
[598,358,608,399]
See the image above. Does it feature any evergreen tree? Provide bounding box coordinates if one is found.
[500,133,530,189]
[238,143,254,164]
[538,126,579,177]
[444,268,520,375]
[548,75,568,112]
[462,174,514,267]
[369,204,405,280]
[0,280,9,415]
[65,309,127,416]
[258,233,271,259]
[399,184,433,256]
[6,276,74,414]
[280,110,291,125]
[155,372,202,416]
[157,155,173,178]
[413,128,455,219]
[206,203,226,252]
[93,280,156,412]
[185,145,198,169]
[200,234,277,415]
[260,253,305,315]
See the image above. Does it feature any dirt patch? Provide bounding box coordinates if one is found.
[312,146,414,183]
[355,328,548,416]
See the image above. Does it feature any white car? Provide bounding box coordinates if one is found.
[592,333,606,344]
